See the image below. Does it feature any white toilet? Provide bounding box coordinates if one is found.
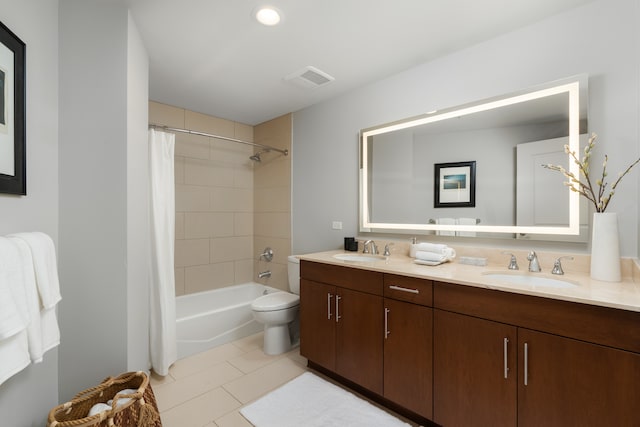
[251,255,300,355]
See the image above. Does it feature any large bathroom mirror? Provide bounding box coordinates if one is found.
[360,75,588,240]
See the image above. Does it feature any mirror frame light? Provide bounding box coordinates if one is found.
[359,76,585,236]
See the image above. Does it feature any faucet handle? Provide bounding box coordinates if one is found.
[502,252,519,270]
[551,256,574,275]
[383,243,394,257]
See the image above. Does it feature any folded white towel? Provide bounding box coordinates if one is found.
[0,330,31,386]
[7,237,46,363]
[9,232,61,309]
[0,238,30,340]
[108,388,138,408]
[415,251,448,263]
[410,242,450,257]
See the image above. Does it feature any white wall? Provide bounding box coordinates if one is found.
[59,0,150,401]
[0,0,60,425]
[126,11,150,372]
[292,0,640,257]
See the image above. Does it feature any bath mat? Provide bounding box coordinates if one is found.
[240,372,411,427]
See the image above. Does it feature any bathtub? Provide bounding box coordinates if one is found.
[176,282,280,359]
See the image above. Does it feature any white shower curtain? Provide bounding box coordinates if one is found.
[148,129,177,376]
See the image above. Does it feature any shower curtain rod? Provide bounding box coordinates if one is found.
[149,124,289,156]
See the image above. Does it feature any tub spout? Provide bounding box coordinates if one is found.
[258,270,271,279]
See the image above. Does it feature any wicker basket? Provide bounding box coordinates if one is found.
[47,371,162,427]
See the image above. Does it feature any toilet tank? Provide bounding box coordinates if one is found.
[287,255,300,295]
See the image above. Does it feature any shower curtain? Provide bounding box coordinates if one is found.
[148,129,177,376]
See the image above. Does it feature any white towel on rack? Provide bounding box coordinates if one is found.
[0,237,32,386]
[0,237,30,340]
[436,218,456,236]
[456,218,477,237]
[9,232,61,309]
[8,232,62,360]
[8,237,50,362]
[0,330,31,386]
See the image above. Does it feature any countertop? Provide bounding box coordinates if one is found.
[298,250,640,313]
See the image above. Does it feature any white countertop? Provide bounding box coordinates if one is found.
[298,250,640,313]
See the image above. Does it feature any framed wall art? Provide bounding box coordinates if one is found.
[434,161,476,208]
[0,21,25,195]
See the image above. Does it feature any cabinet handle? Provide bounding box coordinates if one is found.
[384,308,390,339]
[335,295,342,323]
[327,293,333,320]
[503,337,509,379]
[524,342,529,386]
[388,285,419,294]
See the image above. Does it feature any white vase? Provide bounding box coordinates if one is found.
[590,212,621,282]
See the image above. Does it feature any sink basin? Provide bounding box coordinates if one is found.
[483,272,578,289]
[333,253,387,262]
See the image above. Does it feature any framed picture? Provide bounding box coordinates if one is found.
[0,21,26,195]
[434,161,476,208]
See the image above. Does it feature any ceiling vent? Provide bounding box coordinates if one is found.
[284,66,335,89]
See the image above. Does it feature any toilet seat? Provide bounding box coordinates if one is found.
[252,292,299,312]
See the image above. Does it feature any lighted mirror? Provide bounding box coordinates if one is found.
[359,75,588,240]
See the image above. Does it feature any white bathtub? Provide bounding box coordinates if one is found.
[176,282,280,359]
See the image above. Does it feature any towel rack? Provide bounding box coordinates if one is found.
[428,218,481,224]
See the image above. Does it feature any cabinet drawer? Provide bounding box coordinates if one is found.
[384,274,433,306]
[301,260,383,295]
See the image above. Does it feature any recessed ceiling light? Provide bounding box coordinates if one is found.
[255,7,282,26]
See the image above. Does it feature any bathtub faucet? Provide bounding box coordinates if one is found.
[258,270,271,279]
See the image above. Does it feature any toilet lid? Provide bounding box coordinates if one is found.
[252,292,300,312]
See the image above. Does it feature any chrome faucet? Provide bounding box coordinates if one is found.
[362,240,379,255]
[502,252,519,270]
[527,251,541,272]
[383,243,394,257]
[551,256,574,275]
[258,270,271,279]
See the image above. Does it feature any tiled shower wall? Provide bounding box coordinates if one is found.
[149,101,291,295]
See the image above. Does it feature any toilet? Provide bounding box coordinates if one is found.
[251,255,300,355]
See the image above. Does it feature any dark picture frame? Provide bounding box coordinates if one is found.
[0,21,26,195]
[434,161,476,208]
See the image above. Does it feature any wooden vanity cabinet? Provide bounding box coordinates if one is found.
[434,309,517,427]
[434,281,640,427]
[300,261,384,394]
[383,274,433,419]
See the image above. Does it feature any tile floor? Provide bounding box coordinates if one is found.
[150,332,420,427]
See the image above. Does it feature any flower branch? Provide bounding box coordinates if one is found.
[542,133,640,213]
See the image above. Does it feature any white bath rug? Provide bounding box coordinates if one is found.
[240,372,411,427]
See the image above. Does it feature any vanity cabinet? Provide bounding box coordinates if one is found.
[434,281,640,427]
[383,274,433,419]
[299,261,384,394]
[434,309,517,427]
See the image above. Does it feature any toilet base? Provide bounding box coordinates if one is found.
[262,324,292,355]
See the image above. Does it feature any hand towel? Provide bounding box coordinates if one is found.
[0,237,30,340]
[7,237,46,362]
[7,232,62,361]
[456,218,477,237]
[8,232,61,309]
[410,242,450,257]
[436,218,456,236]
[0,330,31,386]
[415,250,447,263]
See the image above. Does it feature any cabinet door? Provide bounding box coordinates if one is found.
[336,287,383,394]
[518,329,640,427]
[384,298,433,419]
[300,279,336,370]
[434,309,517,427]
